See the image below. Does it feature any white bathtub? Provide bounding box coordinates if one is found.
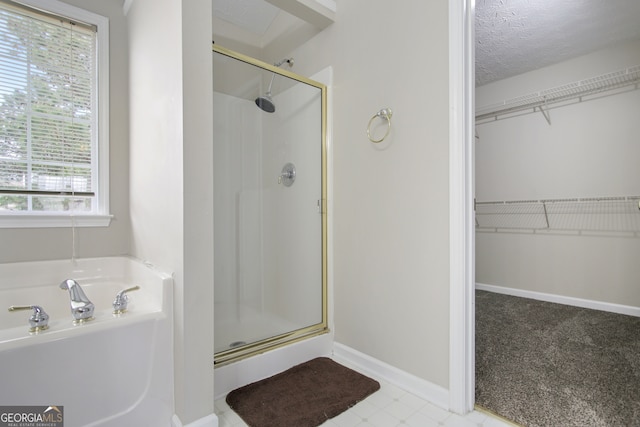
[0,256,174,427]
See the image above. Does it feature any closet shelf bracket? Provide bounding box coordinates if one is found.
[537,103,551,125]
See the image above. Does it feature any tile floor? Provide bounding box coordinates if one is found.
[215,362,516,427]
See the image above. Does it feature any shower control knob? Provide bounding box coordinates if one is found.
[278,163,296,187]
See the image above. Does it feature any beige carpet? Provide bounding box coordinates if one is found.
[476,290,640,427]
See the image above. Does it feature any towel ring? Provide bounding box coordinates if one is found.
[367,108,393,143]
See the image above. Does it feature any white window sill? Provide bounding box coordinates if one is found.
[0,214,113,228]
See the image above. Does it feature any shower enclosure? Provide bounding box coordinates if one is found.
[213,45,327,365]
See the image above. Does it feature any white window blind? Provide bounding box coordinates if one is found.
[0,0,98,214]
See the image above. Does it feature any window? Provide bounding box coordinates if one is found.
[0,0,109,227]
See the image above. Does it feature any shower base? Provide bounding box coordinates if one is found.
[214,329,333,399]
[214,302,299,354]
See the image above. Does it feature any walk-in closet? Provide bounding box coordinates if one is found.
[474,1,640,424]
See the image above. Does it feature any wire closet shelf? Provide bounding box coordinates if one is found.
[476,196,640,236]
[476,65,640,124]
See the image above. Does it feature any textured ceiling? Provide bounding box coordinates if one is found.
[476,0,640,87]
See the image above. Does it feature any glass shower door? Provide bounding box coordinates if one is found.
[213,46,327,365]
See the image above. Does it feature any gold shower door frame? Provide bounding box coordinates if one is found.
[213,45,328,366]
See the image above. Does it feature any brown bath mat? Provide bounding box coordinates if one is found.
[226,357,380,427]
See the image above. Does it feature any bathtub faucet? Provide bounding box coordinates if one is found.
[59,279,95,322]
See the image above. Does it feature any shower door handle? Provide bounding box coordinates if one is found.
[278,163,296,187]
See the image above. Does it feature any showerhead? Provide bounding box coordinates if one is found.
[255,92,275,113]
[255,57,294,113]
[274,57,294,68]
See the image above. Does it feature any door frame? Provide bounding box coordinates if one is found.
[448,0,475,414]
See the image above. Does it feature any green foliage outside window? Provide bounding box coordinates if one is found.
[0,4,95,212]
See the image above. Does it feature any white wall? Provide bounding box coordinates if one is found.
[259,0,452,389]
[476,40,640,307]
[127,0,214,423]
[182,0,215,422]
[0,0,130,263]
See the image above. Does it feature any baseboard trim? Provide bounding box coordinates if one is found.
[476,283,640,317]
[332,342,449,410]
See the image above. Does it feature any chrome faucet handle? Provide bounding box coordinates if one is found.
[113,285,140,314]
[8,305,50,333]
